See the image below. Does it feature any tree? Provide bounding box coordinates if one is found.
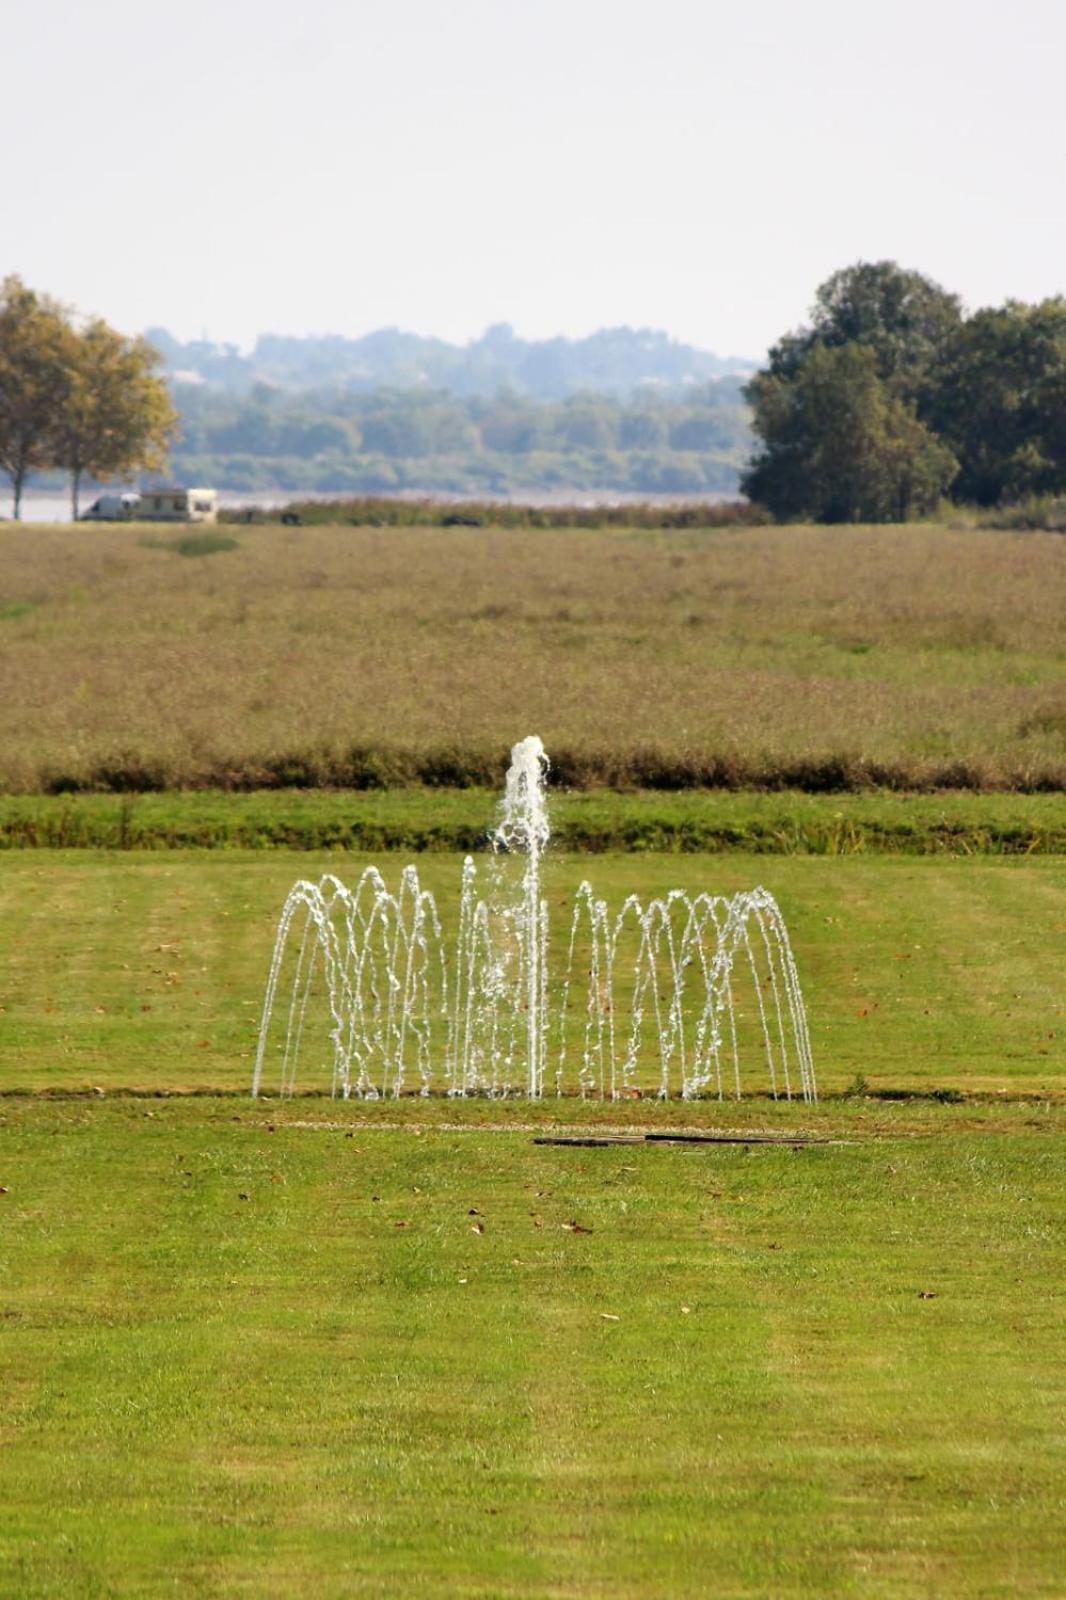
[743,343,957,522]
[275,412,357,458]
[619,408,667,449]
[0,276,71,519]
[360,404,434,458]
[477,397,543,453]
[668,411,728,452]
[553,398,618,451]
[925,298,1066,504]
[766,261,962,399]
[55,321,177,519]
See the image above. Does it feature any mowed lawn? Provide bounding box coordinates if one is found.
[0,1097,1061,1598]
[1,847,1062,1594]
[0,850,1062,1097]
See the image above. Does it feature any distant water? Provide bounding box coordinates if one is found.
[9,486,737,524]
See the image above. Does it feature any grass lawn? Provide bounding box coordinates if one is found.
[0,1097,1061,1597]
[0,850,1062,1098]
[1,846,1062,1594]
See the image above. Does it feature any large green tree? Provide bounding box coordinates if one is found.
[743,343,957,522]
[0,277,71,519]
[55,320,177,519]
[926,298,1066,505]
[765,261,962,400]
[0,279,177,518]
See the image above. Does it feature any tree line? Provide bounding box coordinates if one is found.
[4,263,1064,520]
[169,379,751,495]
[742,262,1066,521]
[0,277,176,519]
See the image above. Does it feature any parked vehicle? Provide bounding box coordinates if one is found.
[79,487,219,523]
[133,487,219,523]
[79,492,141,521]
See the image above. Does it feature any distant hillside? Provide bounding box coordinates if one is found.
[147,323,756,400]
[146,323,756,495]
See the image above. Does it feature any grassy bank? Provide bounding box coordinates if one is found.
[0,850,1062,1097]
[0,1097,1060,1597]
[1,788,1064,853]
[0,522,1063,792]
[222,495,767,529]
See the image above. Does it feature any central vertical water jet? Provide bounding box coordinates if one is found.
[491,735,551,1097]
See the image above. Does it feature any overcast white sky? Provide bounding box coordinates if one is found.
[4,0,1063,358]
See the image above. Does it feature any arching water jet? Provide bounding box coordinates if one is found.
[252,737,816,1102]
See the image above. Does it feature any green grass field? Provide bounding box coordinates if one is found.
[1,516,1063,1593]
[1,1096,1061,1597]
[1,846,1062,1592]
[0,850,1062,1098]
[3,787,1066,853]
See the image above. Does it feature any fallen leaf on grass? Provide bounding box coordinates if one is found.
[468,1207,482,1215]
[470,1221,485,1235]
[0,1186,9,1195]
[562,1220,592,1234]
[600,1313,619,1322]
[238,1192,249,1201]
[918,1290,937,1300]
[394,1220,410,1229]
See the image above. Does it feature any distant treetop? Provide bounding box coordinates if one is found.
[144,324,756,400]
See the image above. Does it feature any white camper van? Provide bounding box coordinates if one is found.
[80,492,141,521]
[79,488,219,524]
[136,488,219,523]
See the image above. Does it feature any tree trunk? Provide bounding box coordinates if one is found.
[12,465,24,520]
[71,468,81,522]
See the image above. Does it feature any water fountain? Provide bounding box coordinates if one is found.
[252,736,816,1102]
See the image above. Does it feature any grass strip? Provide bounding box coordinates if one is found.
[2,788,1065,853]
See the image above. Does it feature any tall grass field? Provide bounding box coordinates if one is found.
[0,521,1062,791]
